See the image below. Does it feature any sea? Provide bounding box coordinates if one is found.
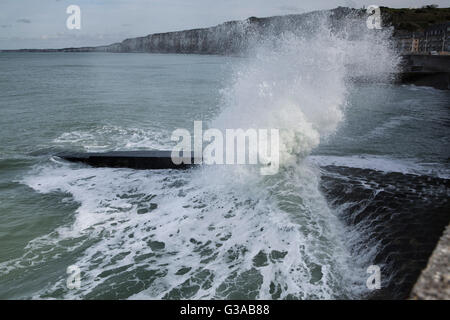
[0,24,449,299]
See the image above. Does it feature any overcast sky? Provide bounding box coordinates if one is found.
[0,0,448,49]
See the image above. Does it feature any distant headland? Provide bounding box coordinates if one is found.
[1,6,449,55]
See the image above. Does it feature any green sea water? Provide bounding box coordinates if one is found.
[0,52,448,299]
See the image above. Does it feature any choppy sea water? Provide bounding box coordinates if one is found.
[0,49,448,299]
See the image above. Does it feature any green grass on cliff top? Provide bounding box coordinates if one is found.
[381,6,450,32]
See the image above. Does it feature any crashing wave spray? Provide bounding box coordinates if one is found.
[213,11,399,168]
[201,11,401,298]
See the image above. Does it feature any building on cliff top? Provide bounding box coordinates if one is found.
[397,22,450,54]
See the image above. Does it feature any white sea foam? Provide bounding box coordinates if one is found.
[309,155,450,179]
[16,160,360,299]
[54,125,171,152]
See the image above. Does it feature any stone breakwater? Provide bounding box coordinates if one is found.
[320,166,450,299]
[410,224,450,300]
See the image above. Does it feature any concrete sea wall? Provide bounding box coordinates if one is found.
[411,225,450,300]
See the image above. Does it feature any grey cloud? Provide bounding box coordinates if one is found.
[344,0,357,9]
[277,6,303,13]
[17,19,31,24]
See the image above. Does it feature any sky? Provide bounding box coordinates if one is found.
[0,0,448,49]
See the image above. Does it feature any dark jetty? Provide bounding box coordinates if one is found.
[399,55,450,90]
[320,165,450,299]
[57,150,198,169]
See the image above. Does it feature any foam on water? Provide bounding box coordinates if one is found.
[7,13,402,299]
[16,161,362,299]
[309,155,450,179]
[53,125,172,152]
